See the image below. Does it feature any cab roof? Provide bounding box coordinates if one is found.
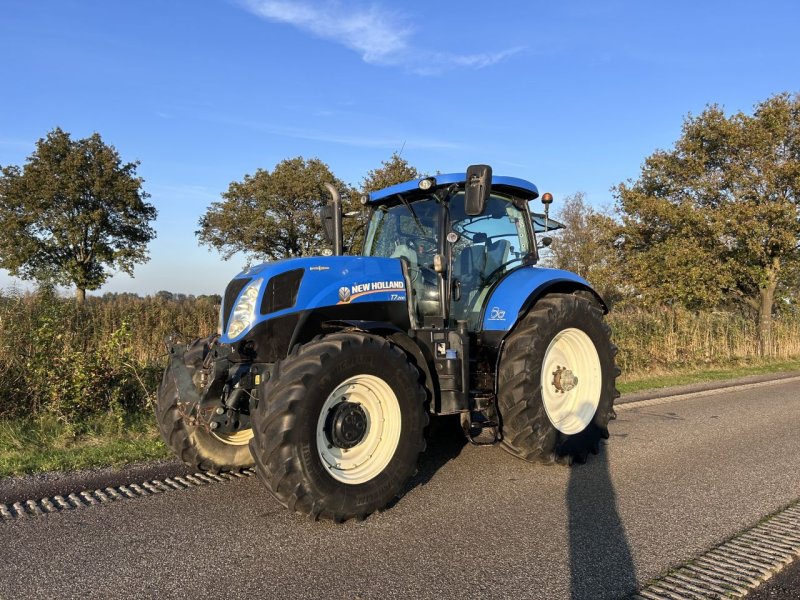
[368,172,539,204]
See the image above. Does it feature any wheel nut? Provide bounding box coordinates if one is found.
[215,407,224,415]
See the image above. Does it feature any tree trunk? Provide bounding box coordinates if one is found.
[758,274,777,357]
[76,287,86,304]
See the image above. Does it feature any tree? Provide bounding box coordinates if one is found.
[0,128,156,303]
[347,152,423,253]
[547,192,622,304]
[616,93,800,352]
[197,157,350,262]
[360,152,421,193]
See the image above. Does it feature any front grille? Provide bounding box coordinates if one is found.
[222,277,251,332]
[261,269,304,315]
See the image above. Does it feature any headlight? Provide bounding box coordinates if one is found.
[226,278,262,339]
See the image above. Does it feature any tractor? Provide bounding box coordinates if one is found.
[156,165,619,522]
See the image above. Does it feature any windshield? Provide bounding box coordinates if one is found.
[448,192,531,259]
[362,198,439,267]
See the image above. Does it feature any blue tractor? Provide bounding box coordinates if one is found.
[157,165,619,521]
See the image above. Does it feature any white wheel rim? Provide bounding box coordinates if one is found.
[540,328,602,435]
[210,428,254,446]
[316,374,402,485]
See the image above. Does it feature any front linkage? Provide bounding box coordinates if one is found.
[165,335,265,437]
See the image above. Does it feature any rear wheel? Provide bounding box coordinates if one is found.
[249,333,428,522]
[498,293,619,464]
[155,336,254,472]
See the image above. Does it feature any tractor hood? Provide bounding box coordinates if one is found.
[219,256,408,344]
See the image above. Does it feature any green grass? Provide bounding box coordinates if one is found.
[617,358,800,395]
[0,411,171,478]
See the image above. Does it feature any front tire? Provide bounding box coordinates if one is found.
[249,333,428,522]
[498,293,619,464]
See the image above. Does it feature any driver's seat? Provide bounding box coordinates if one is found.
[484,239,510,279]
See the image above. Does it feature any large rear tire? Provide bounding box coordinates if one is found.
[249,333,428,522]
[498,293,619,464]
[155,336,254,472]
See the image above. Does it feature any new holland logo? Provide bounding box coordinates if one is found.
[337,280,405,304]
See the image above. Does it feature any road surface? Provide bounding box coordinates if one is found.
[1,379,799,599]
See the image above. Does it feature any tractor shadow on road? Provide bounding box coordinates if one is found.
[395,415,467,500]
[567,442,637,599]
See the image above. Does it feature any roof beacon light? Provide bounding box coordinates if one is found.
[541,192,553,233]
[418,177,436,191]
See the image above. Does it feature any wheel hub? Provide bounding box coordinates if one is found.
[325,402,368,449]
[552,365,579,393]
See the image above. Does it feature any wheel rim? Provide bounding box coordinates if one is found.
[540,327,602,435]
[210,428,254,446]
[316,374,402,485]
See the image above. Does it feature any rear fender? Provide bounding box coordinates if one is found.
[480,267,606,333]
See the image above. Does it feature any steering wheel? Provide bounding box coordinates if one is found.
[408,235,436,254]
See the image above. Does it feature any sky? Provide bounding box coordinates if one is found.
[1,0,799,296]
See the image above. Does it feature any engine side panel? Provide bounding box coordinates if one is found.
[480,267,604,332]
[220,256,408,344]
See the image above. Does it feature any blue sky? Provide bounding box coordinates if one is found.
[1,0,799,296]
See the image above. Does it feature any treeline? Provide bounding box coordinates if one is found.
[545,93,800,355]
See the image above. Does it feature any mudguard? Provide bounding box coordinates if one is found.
[480,267,606,332]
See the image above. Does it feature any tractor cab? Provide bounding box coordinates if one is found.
[360,170,563,329]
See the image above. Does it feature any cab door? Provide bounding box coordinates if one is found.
[448,193,532,330]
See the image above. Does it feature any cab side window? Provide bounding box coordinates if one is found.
[449,194,529,327]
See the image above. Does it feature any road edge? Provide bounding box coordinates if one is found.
[618,370,800,405]
[632,501,800,599]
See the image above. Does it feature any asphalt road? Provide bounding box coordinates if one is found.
[1,379,799,599]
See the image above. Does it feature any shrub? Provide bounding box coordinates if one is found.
[0,286,217,420]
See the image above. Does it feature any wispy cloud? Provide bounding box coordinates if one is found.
[240,0,522,74]
[212,114,461,149]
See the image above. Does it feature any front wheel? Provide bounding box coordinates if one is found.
[249,333,428,522]
[498,293,619,464]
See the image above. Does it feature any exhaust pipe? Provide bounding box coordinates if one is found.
[323,182,343,256]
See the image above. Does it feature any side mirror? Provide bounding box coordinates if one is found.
[465,164,492,216]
